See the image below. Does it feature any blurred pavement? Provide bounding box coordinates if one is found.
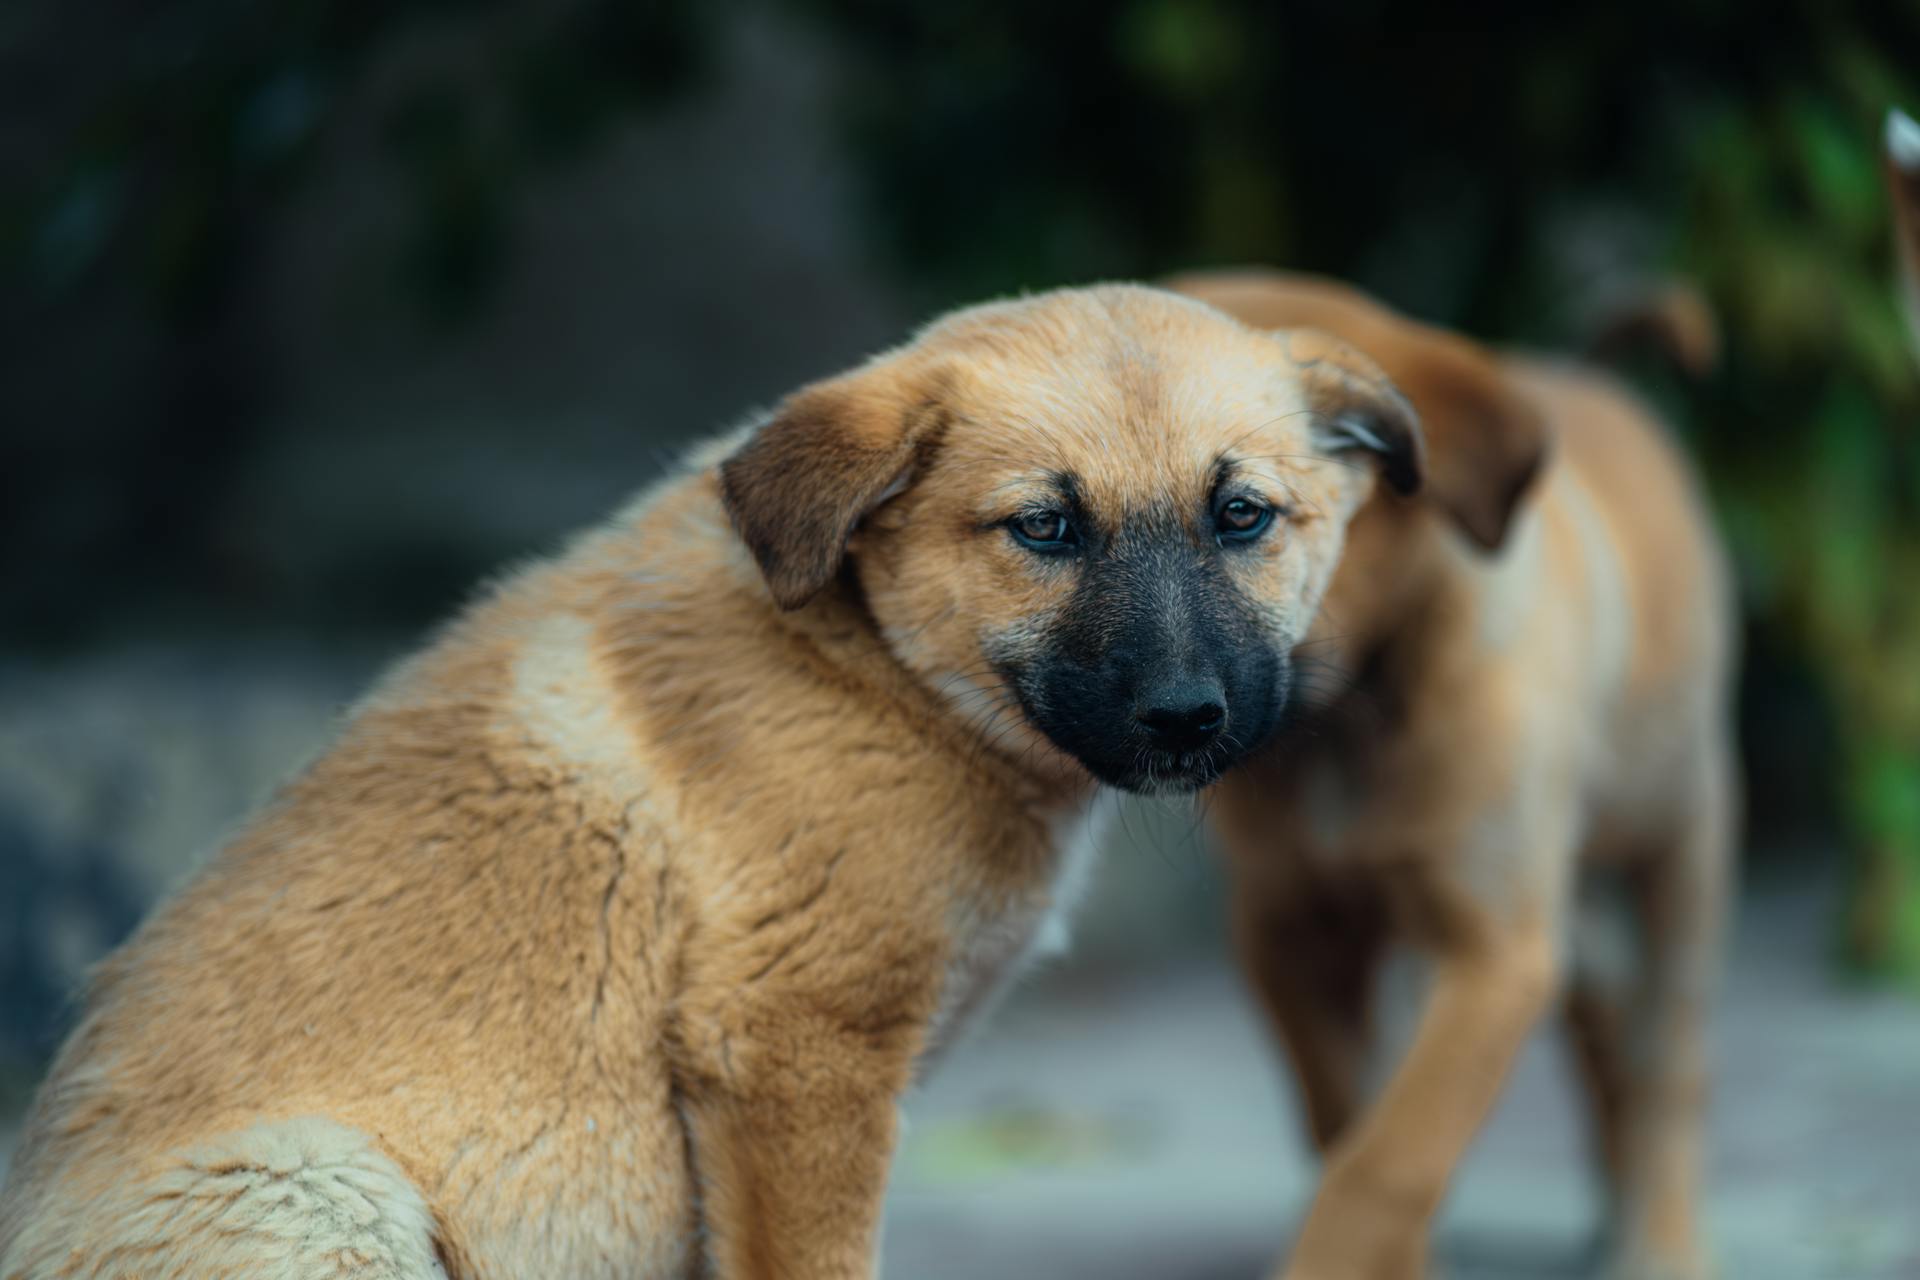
[881,875,1920,1280]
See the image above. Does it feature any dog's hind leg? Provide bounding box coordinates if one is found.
[1595,747,1736,1280]
[3,1116,458,1280]
[1560,867,1639,1220]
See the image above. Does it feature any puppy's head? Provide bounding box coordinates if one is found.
[719,285,1420,793]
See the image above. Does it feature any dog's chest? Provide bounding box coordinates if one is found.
[918,806,1104,1068]
[1284,737,1383,862]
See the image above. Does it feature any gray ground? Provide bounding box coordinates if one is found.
[882,877,1920,1280]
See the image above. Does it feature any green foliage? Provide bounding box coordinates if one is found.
[1668,38,1920,984]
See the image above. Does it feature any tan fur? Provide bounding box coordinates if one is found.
[1167,270,1738,1280]
[0,284,1414,1279]
[1585,283,1721,381]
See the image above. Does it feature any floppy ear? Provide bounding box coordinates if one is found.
[1380,333,1548,551]
[718,360,946,610]
[1279,327,1426,498]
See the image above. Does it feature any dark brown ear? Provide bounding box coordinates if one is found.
[718,361,945,609]
[1381,332,1548,551]
[1279,327,1426,498]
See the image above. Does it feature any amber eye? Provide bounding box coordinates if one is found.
[1009,511,1076,551]
[1216,497,1274,543]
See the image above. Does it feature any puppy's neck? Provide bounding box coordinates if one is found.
[1294,499,1499,734]
[726,553,1092,817]
[582,475,1092,820]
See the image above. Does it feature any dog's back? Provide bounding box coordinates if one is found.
[0,540,703,1278]
[1501,355,1736,844]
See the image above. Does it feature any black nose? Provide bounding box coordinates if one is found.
[1135,679,1227,752]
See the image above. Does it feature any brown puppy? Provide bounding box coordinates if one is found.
[1167,270,1737,1280]
[0,285,1423,1279]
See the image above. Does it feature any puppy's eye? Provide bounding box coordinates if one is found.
[1009,511,1077,552]
[1216,498,1275,544]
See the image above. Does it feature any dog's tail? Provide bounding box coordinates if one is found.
[1887,107,1920,359]
[1582,280,1721,381]
[1585,107,1918,377]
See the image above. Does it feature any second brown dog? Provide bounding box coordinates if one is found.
[1170,270,1738,1280]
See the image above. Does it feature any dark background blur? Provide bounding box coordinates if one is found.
[3,3,1919,1272]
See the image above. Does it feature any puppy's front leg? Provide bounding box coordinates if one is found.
[1280,882,1564,1280]
[681,1021,917,1280]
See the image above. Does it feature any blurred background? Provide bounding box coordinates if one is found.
[3,2,1918,1275]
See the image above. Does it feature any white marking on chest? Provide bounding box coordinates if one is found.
[918,802,1109,1069]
